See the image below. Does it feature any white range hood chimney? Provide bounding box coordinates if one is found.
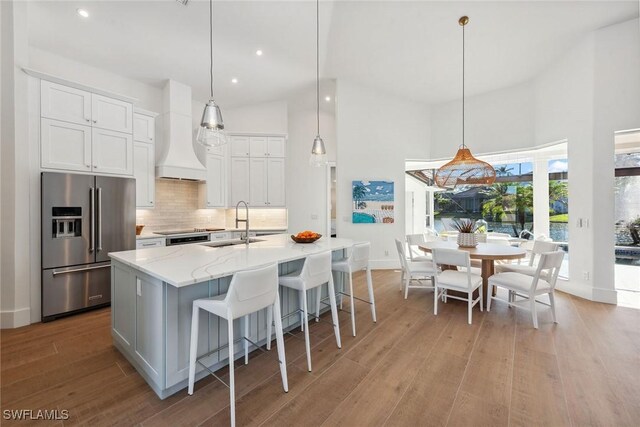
[156,80,206,181]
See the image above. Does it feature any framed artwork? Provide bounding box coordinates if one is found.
[352,180,394,224]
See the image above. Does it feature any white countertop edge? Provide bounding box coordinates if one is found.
[110,234,353,288]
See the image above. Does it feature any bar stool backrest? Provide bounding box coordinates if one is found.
[225,263,279,318]
[349,242,370,271]
[301,251,332,289]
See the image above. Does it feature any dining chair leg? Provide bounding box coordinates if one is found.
[486,284,493,312]
[244,315,249,365]
[348,270,356,337]
[433,285,439,316]
[301,289,312,372]
[187,306,199,395]
[315,287,321,323]
[467,292,473,325]
[530,296,538,329]
[272,292,289,392]
[549,292,557,323]
[479,291,483,312]
[443,289,448,303]
[366,266,377,323]
[327,275,342,349]
[404,276,410,299]
[266,305,273,351]
[400,269,405,291]
[227,317,236,427]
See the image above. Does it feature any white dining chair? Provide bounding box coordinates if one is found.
[432,248,483,324]
[487,251,565,328]
[188,263,288,427]
[395,238,437,298]
[278,251,341,372]
[495,240,559,275]
[329,242,377,337]
[406,233,435,261]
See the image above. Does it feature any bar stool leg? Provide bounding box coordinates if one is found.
[299,291,305,332]
[366,266,377,323]
[244,315,249,365]
[227,316,236,427]
[348,270,356,337]
[187,306,199,395]
[272,291,289,392]
[327,275,342,349]
[315,287,321,322]
[266,305,273,351]
[301,289,312,371]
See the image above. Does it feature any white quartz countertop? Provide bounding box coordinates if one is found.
[110,234,353,287]
[135,227,288,240]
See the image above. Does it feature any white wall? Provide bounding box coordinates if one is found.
[222,100,288,134]
[335,80,430,268]
[430,81,535,158]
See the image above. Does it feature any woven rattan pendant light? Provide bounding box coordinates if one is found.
[435,16,495,189]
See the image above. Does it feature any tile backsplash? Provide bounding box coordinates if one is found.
[136,179,287,232]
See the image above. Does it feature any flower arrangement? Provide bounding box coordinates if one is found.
[451,219,478,248]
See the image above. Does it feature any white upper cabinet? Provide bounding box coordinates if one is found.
[266,158,286,206]
[41,118,92,172]
[91,94,133,134]
[202,153,226,208]
[134,142,155,208]
[41,81,92,126]
[230,157,250,206]
[230,136,250,157]
[249,136,268,157]
[92,128,133,176]
[133,113,155,143]
[249,158,268,206]
[267,137,286,157]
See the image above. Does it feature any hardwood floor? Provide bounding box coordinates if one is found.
[2,269,639,426]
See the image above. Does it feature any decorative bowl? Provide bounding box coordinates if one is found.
[291,234,322,244]
[136,225,145,236]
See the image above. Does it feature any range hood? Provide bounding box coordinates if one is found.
[156,80,206,181]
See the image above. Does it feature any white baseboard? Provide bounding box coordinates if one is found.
[555,279,617,304]
[0,307,31,329]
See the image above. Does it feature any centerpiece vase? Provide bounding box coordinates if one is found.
[457,232,478,248]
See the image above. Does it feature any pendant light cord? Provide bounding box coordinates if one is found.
[316,0,320,136]
[209,0,214,99]
[462,21,465,149]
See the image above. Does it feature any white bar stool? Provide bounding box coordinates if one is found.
[187,263,288,427]
[328,242,377,337]
[278,251,341,372]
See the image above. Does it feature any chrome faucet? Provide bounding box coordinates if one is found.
[235,201,250,245]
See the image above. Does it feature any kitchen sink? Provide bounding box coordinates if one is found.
[203,238,265,248]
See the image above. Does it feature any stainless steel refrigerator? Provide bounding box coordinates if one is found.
[41,172,135,321]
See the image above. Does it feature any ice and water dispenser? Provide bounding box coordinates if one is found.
[51,207,82,238]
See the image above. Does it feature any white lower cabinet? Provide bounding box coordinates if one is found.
[136,238,165,249]
[230,157,250,206]
[134,142,155,208]
[134,275,164,387]
[92,128,133,175]
[41,118,92,172]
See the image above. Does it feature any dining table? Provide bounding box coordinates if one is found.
[419,240,526,304]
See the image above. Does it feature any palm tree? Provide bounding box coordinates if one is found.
[495,165,514,177]
[548,180,568,213]
[352,184,367,210]
[481,183,513,221]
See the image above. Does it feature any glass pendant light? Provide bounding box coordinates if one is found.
[435,16,495,188]
[309,0,327,167]
[196,0,227,147]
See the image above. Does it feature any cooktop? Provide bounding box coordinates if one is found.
[153,228,225,236]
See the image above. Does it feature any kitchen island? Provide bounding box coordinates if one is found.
[108,234,354,399]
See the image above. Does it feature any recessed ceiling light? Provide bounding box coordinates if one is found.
[256,50,263,56]
[325,96,331,102]
[231,78,238,84]
[76,8,89,18]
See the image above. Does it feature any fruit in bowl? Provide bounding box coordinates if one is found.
[291,230,322,243]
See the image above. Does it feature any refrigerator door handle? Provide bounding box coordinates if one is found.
[97,187,103,251]
[90,187,95,252]
[52,264,110,276]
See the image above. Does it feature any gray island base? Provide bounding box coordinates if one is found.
[109,234,353,399]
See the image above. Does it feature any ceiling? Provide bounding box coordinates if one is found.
[27,0,639,107]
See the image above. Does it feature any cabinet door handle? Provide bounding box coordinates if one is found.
[85,118,91,122]
[93,120,97,124]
